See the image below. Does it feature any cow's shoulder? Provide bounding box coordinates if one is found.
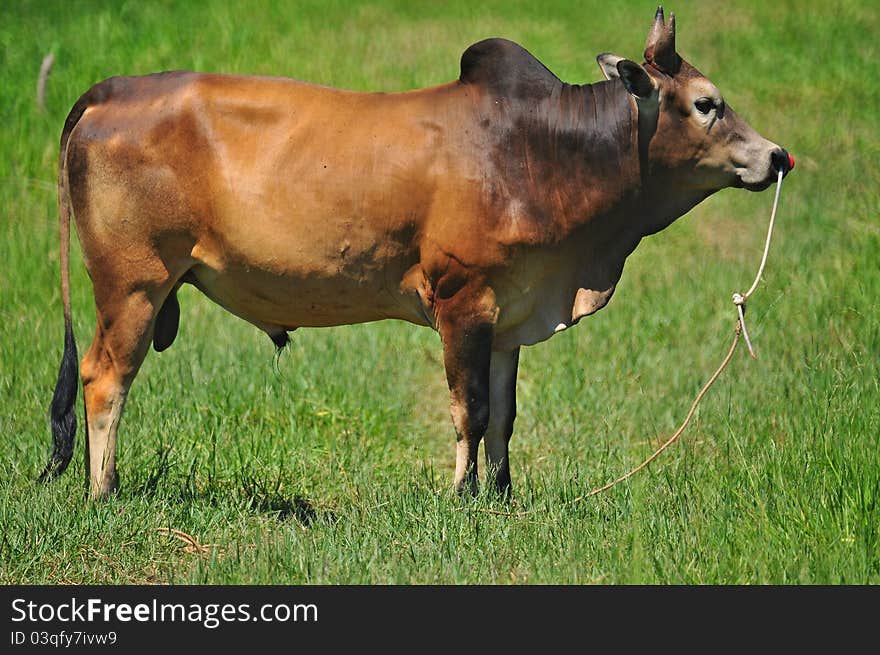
[459,38,560,99]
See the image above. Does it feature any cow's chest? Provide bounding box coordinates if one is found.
[490,252,619,351]
[494,284,617,350]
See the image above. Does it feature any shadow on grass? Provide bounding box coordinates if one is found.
[245,490,320,525]
[127,446,328,527]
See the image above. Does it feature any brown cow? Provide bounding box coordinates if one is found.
[43,7,791,498]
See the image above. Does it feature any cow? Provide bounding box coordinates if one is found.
[42,7,792,499]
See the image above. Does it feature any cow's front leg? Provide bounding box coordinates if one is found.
[484,348,520,496]
[437,287,497,496]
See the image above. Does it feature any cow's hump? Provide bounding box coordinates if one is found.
[459,38,561,99]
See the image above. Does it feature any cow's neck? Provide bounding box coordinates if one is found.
[638,177,715,236]
[491,78,712,337]
[503,78,711,242]
[498,79,639,238]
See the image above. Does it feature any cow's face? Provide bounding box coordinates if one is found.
[597,7,792,196]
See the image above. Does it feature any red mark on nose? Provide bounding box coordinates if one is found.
[788,153,795,171]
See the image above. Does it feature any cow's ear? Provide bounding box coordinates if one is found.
[616,59,658,100]
[596,53,625,81]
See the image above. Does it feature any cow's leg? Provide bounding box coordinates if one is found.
[80,289,164,498]
[443,321,492,496]
[437,288,496,496]
[483,348,520,496]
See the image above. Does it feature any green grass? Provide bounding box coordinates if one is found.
[1,0,878,584]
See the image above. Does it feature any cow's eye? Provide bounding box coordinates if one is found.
[694,98,715,115]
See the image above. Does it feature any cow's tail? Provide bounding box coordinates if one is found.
[38,95,92,483]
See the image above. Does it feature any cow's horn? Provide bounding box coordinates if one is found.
[645,6,680,73]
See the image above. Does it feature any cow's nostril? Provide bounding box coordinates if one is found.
[771,148,792,174]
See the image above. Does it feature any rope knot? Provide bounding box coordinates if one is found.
[732,293,756,359]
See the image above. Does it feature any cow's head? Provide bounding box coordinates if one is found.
[597,6,792,200]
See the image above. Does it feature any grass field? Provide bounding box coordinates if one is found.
[1,0,877,584]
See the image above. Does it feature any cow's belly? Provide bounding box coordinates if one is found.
[187,229,428,329]
[190,265,425,328]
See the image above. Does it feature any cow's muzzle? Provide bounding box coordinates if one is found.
[740,147,794,191]
[771,147,795,176]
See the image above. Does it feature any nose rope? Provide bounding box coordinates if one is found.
[461,168,787,517]
[733,168,785,358]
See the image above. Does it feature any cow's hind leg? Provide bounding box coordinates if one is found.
[483,348,519,496]
[80,289,164,498]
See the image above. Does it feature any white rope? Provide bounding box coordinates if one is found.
[732,168,784,358]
